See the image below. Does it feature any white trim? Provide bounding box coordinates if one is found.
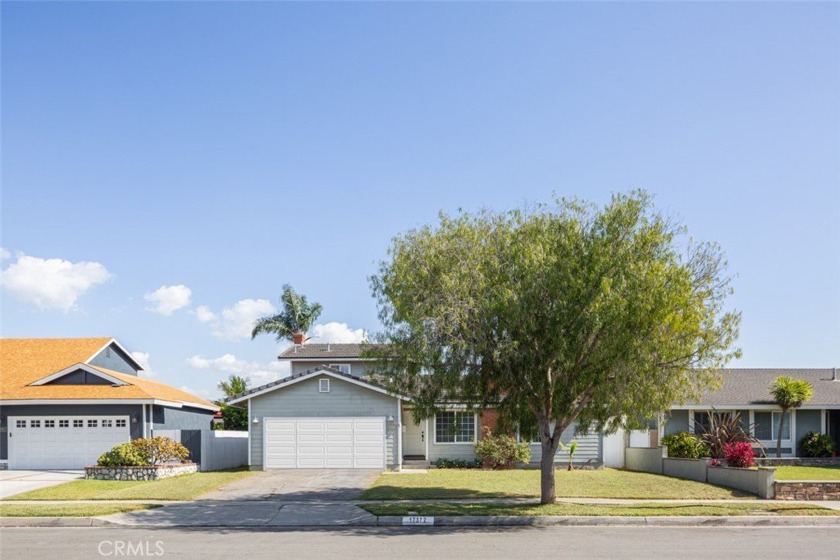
[397,399,403,469]
[328,364,352,375]
[28,363,129,387]
[319,379,331,393]
[228,368,407,404]
[424,417,429,459]
[247,400,252,466]
[432,411,478,445]
[86,338,145,371]
[671,404,832,411]
[0,398,217,411]
[277,357,378,363]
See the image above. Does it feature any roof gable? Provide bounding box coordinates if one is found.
[227,366,402,404]
[29,363,129,387]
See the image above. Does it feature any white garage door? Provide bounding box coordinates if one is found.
[8,416,131,470]
[264,417,386,469]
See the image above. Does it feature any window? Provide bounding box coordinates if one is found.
[31,420,41,428]
[45,420,55,428]
[771,412,791,440]
[73,419,84,428]
[102,419,113,428]
[692,411,733,434]
[116,419,126,428]
[753,412,791,440]
[59,420,69,428]
[435,411,476,443]
[15,420,26,428]
[329,364,351,375]
[87,420,98,428]
[319,379,330,393]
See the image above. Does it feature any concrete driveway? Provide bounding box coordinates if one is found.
[0,470,82,499]
[200,469,381,502]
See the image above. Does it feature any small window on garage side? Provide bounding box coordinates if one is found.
[329,364,351,375]
[16,420,26,428]
[45,420,55,428]
[73,419,84,428]
[59,420,69,428]
[88,420,98,428]
[319,378,330,392]
[102,419,113,428]
[116,419,126,428]
[31,420,41,428]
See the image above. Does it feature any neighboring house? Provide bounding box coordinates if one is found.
[663,368,840,457]
[0,337,217,469]
[228,343,610,470]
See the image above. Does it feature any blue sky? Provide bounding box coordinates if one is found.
[2,2,838,401]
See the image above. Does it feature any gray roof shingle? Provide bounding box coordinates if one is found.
[278,343,380,360]
[226,365,393,403]
[687,368,840,406]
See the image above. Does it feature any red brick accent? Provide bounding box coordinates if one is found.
[480,409,500,433]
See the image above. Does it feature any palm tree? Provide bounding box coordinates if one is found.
[251,284,323,343]
[770,376,813,458]
[218,374,249,398]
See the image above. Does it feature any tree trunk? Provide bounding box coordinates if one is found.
[539,445,557,504]
[775,409,785,458]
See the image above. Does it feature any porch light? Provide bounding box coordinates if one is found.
[252,417,260,424]
[387,415,394,422]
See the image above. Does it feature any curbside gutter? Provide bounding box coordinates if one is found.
[4,515,840,529]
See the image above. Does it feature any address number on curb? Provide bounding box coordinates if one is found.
[402,516,434,526]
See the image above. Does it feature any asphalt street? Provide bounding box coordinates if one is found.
[1,526,838,560]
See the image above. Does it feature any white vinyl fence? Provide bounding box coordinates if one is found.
[152,429,248,471]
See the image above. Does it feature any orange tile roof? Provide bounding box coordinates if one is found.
[0,338,216,409]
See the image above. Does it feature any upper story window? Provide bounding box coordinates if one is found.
[319,379,330,393]
[329,364,351,375]
[435,411,476,444]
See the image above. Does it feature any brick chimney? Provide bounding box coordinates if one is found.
[292,332,305,345]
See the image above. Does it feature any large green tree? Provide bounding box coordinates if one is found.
[251,284,323,342]
[770,376,813,458]
[370,191,740,503]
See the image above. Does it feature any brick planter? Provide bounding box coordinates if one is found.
[775,481,840,501]
[84,463,197,481]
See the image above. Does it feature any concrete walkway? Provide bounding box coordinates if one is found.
[0,470,83,499]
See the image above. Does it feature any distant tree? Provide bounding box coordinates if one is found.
[370,191,741,504]
[216,375,250,431]
[770,376,813,458]
[251,284,323,343]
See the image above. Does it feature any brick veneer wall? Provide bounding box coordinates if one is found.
[480,409,500,433]
[774,481,840,501]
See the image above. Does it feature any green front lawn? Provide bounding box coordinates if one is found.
[362,501,837,517]
[0,504,160,517]
[4,469,253,501]
[774,466,840,481]
[362,468,747,500]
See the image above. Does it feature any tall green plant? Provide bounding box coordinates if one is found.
[559,440,579,471]
[251,284,323,342]
[770,376,813,458]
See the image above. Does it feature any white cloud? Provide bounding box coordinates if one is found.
[193,305,217,323]
[187,353,288,382]
[130,351,157,378]
[311,322,367,343]
[145,284,192,316]
[0,253,112,311]
[203,298,276,340]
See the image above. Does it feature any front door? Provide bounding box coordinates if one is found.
[828,410,840,454]
[402,413,425,458]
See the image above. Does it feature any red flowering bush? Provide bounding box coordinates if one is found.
[723,441,755,468]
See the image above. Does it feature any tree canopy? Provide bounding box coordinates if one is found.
[770,375,813,457]
[370,191,741,503]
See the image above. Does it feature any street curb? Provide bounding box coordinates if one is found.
[376,515,840,527]
[0,517,117,528]
[3,515,840,528]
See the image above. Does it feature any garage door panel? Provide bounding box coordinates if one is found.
[263,417,386,469]
[9,416,130,470]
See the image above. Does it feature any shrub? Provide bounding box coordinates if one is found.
[433,458,482,469]
[474,427,532,469]
[661,432,709,459]
[697,411,764,458]
[97,442,149,467]
[131,436,190,465]
[799,431,836,458]
[723,441,755,468]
